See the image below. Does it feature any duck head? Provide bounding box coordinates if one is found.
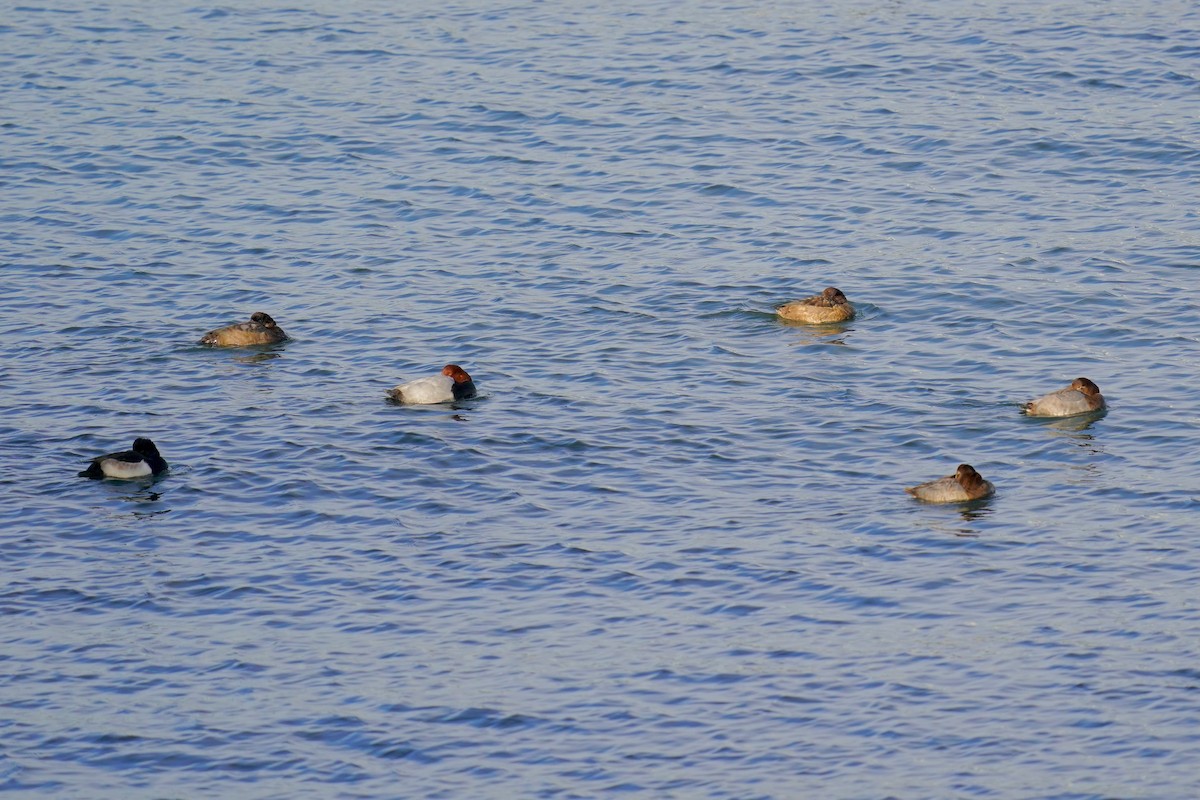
[954,464,985,490]
[823,287,848,304]
[250,312,277,328]
[442,364,472,383]
[132,438,160,457]
[1071,377,1100,396]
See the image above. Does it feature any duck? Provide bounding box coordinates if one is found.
[388,364,476,404]
[199,312,288,347]
[905,463,994,503]
[776,287,854,324]
[1022,377,1105,417]
[78,438,169,480]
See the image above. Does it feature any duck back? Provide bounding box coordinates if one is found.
[389,374,455,404]
[1024,382,1105,418]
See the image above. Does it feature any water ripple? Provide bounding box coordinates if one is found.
[4,0,1200,797]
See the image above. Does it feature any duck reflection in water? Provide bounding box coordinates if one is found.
[233,350,284,365]
[100,485,173,520]
[956,501,993,525]
[921,499,994,537]
[1044,413,1104,434]
[780,320,854,346]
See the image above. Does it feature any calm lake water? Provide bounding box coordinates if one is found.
[4,0,1200,797]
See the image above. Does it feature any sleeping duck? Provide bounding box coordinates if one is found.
[79,438,169,480]
[199,312,288,347]
[905,463,994,503]
[776,287,855,324]
[1022,377,1105,418]
[388,364,476,404]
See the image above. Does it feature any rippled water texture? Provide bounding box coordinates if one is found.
[4,0,1200,796]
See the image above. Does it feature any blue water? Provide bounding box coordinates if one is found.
[4,1,1200,796]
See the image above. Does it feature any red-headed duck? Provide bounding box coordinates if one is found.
[776,287,855,324]
[1023,378,1105,418]
[906,464,994,503]
[78,438,168,480]
[388,364,476,404]
[199,312,288,347]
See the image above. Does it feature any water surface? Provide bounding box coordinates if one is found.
[4,1,1200,797]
